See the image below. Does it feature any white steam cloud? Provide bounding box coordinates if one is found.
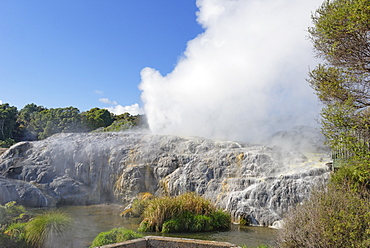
[106,103,144,116]
[140,0,323,142]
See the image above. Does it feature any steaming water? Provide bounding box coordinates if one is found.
[34,204,277,247]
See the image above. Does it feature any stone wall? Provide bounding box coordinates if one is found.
[95,236,240,248]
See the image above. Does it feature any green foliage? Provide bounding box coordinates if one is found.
[0,203,72,248]
[137,192,230,233]
[331,161,370,192]
[131,199,149,217]
[0,103,17,141]
[24,210,72,248]
[0,231,28,248]
[0,202,28,248]
[16,103,46,141]
[81,107,113,131]
[30,107,83,139]
[309,0,370,75]
[308,0,370,188]
[0,201,26,225]
[5,222,27,241]
[95,112,147,132]
[209,210,231,230]
[0,102,148,142]
[277,182,370,248]
[89,227,143,247]
[159,212,214,233]
[0,138,15,148]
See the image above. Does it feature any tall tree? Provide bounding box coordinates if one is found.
[309,0,370,107]
[0,103,17,141]
[308,0,370,187]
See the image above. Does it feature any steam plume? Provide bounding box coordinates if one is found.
[140,0,323,142]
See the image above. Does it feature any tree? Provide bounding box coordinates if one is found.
[16,103,46,141]
[309,0,370,108]
[81,108,113,131]
[0,104,18,142]
[308,0,370,173]
[29,107,83,140]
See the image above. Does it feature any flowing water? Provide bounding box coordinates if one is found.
[32,204,277,248]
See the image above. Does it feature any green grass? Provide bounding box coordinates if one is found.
[137,192,230,233]
[24,210,72,248]
[90,228,143,247]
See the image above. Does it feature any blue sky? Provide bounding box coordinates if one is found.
[0,0,203,113]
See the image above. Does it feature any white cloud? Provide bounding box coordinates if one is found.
[0,100,2,105]
[106,103,144,115]
[139,0,323,142]
[99,98,118,105]
[95,90,104,95]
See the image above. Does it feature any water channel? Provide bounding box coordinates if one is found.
[32,204,278,248]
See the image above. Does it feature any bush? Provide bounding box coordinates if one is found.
[0,201,26,225]
[331,161,370,193]
[90,228,143,247]
[4,222,27,241]
[137,192,230,233]
[277,182,370,248]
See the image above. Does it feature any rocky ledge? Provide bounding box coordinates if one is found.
[0,130,331,226]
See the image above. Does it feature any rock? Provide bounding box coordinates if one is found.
[0,176,48,207]
[0,129,331,226]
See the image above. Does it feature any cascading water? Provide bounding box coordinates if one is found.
[0,127,330,226]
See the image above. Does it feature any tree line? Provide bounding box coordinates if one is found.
[0,103,147,148]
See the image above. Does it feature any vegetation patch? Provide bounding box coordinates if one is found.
[277,182,370,247]
[136,192,230,233]
[0,202,72,248]
[90,227,143,247]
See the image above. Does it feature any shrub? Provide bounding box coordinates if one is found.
[277,182,370,248]
[0,201,26,225]
[138,192,230,233]
[330,161,370,193]
[90,228,143,247]
[4,222,27,242]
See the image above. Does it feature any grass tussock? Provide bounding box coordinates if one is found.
[137,192,230,233]
[90,228,143,247]
[24,210,72,248]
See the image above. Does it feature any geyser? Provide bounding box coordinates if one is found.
[140,0,323,142]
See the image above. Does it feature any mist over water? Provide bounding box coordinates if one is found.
[140,0,323,143]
